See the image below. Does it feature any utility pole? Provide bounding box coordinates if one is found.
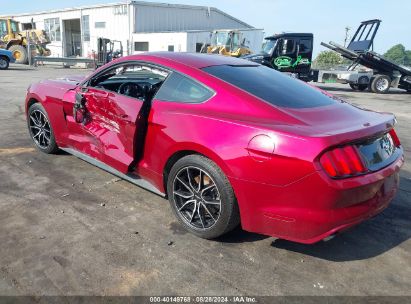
[344,26,351,47]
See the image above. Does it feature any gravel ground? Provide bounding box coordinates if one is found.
[0,64,410,296]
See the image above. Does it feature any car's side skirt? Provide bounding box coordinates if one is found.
[61,147,165,197]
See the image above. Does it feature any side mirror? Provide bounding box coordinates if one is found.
[75,92,84,104]
[73,92,86,124]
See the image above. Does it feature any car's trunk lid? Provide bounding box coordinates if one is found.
[278,101,396,142]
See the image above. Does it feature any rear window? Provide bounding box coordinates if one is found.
[202,65,335,108]
[155,72,214,103]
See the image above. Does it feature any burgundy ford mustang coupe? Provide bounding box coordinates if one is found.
[25,52,404,243]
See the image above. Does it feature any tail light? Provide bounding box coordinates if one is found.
[321,128,401,178]
[320,145,367,178]
[389,128,401,147]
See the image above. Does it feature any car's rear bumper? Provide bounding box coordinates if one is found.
[231,152,404,244]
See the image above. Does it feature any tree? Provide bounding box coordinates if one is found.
[384,44,407,65]
[405,50,411,66]
[313,51,345,69]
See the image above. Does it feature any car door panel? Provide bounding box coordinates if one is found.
[62,85,141,172]
[62,61,166,174]
[100,93,143,173]
[64,87,110,160]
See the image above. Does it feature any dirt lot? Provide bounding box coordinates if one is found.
[0,64,410,296]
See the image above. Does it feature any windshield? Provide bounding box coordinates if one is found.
[202,65,335,108]
[262,39,276,55]
[213,32,229,46]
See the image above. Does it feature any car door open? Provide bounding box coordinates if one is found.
[68,62,168,174]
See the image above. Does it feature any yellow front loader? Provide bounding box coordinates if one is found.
[0,18,51,64]
[201,30,252,57]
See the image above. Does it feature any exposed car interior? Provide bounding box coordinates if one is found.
[89,64,169,102]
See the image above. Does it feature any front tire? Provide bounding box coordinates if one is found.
[0,57,9,70]
[8,45,28,64]
[167,155,240,239]
[27,103,59,154]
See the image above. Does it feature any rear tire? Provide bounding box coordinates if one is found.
[27,103,59,154]
[167,154,240,239]
[370,75,391,94]
[0,56,9,70]
[8,45,28,64]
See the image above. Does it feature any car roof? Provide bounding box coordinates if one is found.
[124,52,259,69]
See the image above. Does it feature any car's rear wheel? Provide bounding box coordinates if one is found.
[167,155,240,239]
[28,103,59,154]
[0,57,9,70]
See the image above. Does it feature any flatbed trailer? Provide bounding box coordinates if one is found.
[320,19,411,94]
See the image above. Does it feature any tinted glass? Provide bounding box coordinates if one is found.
[281,39,295,55]
[155,72,214,103]
[299,39,312,53]
[202,65,335,108]
[262,39,276,56]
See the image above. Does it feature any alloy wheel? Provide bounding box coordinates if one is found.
[376,78,389,92]
[29,109,51,149]
[173,166,222,230]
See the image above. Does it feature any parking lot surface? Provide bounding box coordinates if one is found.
[0,65,410,296]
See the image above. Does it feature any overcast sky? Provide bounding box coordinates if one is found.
[4,0,411,56]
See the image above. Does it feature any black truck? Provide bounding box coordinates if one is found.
[244,33,314,81]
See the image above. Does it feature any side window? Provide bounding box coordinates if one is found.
[44,18,61,42]
[88,63,168,100]
[10,22,18,33]
[155,72,214,103]
[299,39,312,53]
[0,20,6,38]
[280,39,295,55]
[135,42,149,52]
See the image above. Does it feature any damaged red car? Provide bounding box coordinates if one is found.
[25,52,404,243]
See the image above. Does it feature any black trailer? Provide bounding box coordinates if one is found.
[321,19,411,94]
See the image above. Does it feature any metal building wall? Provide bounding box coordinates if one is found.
[11,4,130,58]
[132,32,188,53]
[133,3,252,33]
[9,1,258,58]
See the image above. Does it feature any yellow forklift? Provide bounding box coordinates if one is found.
[0,18,51,64]
[96,37,123,68]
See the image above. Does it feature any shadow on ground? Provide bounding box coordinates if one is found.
[271,176,411,262]
[216,226,269,243]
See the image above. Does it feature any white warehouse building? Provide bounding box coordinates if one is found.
[7,1,264,58]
